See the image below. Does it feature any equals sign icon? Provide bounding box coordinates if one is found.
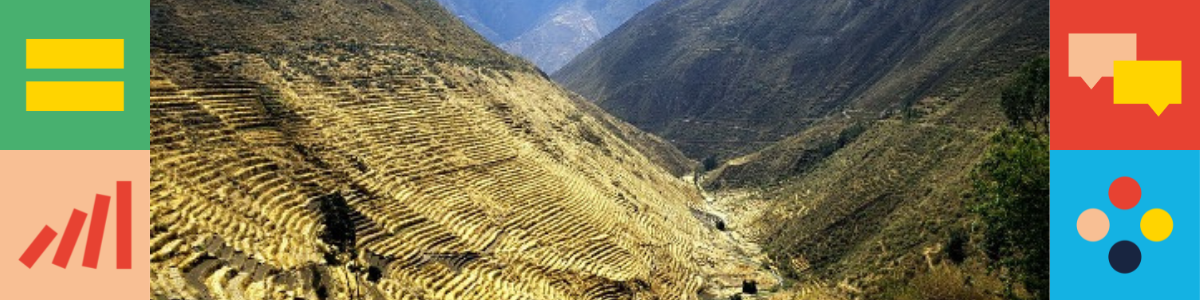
[25,39,124,111]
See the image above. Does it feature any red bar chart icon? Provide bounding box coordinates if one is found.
[82,194,110,269]
[17,181,132,269]
[51,209,88,268]
[18,226,57,268]
[117,181,130,269]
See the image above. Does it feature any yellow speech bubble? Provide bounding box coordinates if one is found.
[1069,34,1137,89]
[1114,60,1182,116]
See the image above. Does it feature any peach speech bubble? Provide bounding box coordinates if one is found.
[1069,34,1137,89]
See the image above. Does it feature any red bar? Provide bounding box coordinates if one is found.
[82,194,111,268]
[52,209,88,268]
[117,181,131,269]
[18,226,58,268]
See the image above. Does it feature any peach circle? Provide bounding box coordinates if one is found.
[1077,208,1110,242]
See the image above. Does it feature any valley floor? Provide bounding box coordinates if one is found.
[685,174,785,299]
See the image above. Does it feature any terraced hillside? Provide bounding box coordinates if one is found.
[149,0,767,299]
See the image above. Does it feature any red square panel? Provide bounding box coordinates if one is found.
[1051,0,1200,150]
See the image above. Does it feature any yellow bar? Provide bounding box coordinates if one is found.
[26,82,124,111]
[26,39,124,69]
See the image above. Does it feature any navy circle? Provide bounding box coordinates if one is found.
[1108,240,1141,274]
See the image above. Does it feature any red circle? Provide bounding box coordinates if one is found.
[1109,176,1141,210]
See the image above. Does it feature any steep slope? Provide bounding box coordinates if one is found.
[556,0,1049,159]
[437,0,659,73]
[554,0,1049,297]
[691,2,1049,298]
[148,1,761,300]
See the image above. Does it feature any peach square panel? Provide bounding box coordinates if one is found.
[0,150,148,299]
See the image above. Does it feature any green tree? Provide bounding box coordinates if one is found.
[972,129,1048,299]
[971,56,1050,299]
[1000,56,1049,132]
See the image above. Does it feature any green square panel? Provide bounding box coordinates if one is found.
[0,0,149,150]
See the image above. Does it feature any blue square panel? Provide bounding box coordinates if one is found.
[1052,150,1200,298]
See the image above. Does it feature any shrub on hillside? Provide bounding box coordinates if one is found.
[1000,56,1049,132]
[971,129,1048,299]
[703,155,720,171]
[970,55,1050,299]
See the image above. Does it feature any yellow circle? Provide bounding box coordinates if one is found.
[1141,208,1173,242]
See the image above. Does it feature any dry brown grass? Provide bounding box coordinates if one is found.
[873,264,994,300]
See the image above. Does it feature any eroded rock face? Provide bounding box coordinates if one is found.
[149,0,754,299]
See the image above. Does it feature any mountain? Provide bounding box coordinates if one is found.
[556,0,1049,160]
[437,0,659,73]
[433,0,561,43]
[558,0,1049,297]
[148,0,775,299]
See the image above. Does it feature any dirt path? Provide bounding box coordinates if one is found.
[685,174,785,299]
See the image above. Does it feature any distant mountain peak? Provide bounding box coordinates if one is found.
[437,0,660,73]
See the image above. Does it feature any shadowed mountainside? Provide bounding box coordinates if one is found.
[694,1,1048,298]
[556,0,1049,160]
